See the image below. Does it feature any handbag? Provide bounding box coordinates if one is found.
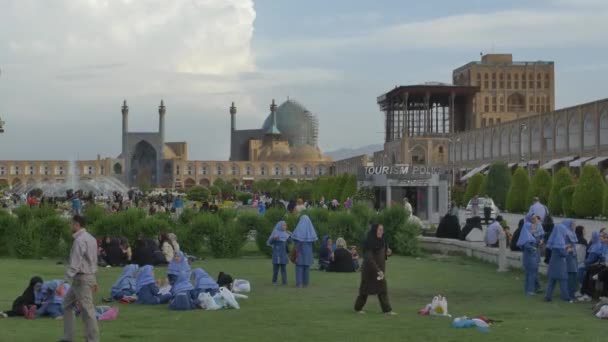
[289,247,299,264]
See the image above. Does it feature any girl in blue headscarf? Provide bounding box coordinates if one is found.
[318,236,333,271]
[167,251,190,286]
[530,215,545,292]
[136,265,172,305]
[192,268,219,297]
[517,222,540,296]
[544,222,573,302]
[291,215,318,288]
[560,219,578,299]
[36,280,70,319]
[110,264,139,301]
[267,221,291,285]
[169,271,196,311]
[579,230,608,299]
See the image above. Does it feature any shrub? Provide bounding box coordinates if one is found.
[572,165,605,218]
[486,162,511,209]
[340,175,358,202]
[304,208,331,238]
[548,167,574,215]
[187,186,210,202]
[463,173,484,205]
[377,206,419,256]
[83,205,107,227]
[506,168,530,213]
[353,186,375,202]
[236,192,252,204]
[0,213,19,256]
[90,208,147,242]
[9,220,41,259]
[328,211,364,246]
[603,183,608,218]
[177,208,197,225]
[451,184,466,207]
[560,185,576,217]
[134,215,175,240]
[527,168,552,206]
[278,179,297,200]
[350,203,376,229]
[36,216,71,258]
[205,220,249,258]
[237,212,272,257]
[264,207,288,225]
[218,208,238,222]
[209,186,221,198]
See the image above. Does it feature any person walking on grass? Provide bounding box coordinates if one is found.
[59,215,99,342]
[354,223,397,316]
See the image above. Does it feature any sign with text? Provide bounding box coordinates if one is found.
[364,164,445,176]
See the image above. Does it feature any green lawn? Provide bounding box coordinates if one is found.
[0,255,604,342]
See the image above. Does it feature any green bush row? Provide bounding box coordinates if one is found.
[0,203,421,259]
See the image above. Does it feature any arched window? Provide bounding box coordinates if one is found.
[100,166,105,175]
[583,113,595,148]
[303,166,311,176]
[216,164,223,176]
[201,165,208,175]
[274,165,281,176]
[555,117,567,151]
[187,164,194,175]
[88,166,94,175]
[289,165,297,176]
[508,93,525,112]
[28,165,35,175]
[231,164,238,176]
[600,111,608,145]
[317,165,326,175]
[492,129,500,156]
[260,165,267,176]
[510,127,519,156]
[531,122,541,153]
[501,129,509,156]
[543,118,553,152]
[489,118,494,126]
[568,114,580,151]
[245,165,252,176]
[0,165,5,176]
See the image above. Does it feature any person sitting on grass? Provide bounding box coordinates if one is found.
[169,271,196,311]
[328,238,356,273]
[36,280,69,319]
[168,251,191,286]
[192,268,219,297]
[318,236,333,271]
[0,276,43,319]
[579,230,608,300]
[109,264,138,301]
[136,265,172,305]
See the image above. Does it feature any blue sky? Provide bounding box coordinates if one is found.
[0,0,607,160]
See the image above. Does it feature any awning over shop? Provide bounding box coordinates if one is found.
[460,164,489,182]
[517,161,528,167]
[586,156,608,166]
[508,163,517,168]
[541,156,575,169]
[569,156,594,168]
[528,160,539,165]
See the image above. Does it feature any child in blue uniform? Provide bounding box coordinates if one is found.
[36,280,69,319]
[136,265,172,305]
[168,271,196,311]
[110,264,138,301]
[267,220,291,285]
[167,251,190,286]
[544,221,574,302]
[291,215,318,288]
[517,222,540,296]
[192,268,219,297]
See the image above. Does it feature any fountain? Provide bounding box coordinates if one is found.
[12,158,129,197]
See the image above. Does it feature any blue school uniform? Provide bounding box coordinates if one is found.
[167,251,190,286]
[169,271,196,311]
[192,268,219,297]
[136,265,171,305]
[517,223,539,295]
[544,223,572,302]
[267,221,291,285]
[111,264,138,300]
[291,215,318,288]
[36,280,68,318]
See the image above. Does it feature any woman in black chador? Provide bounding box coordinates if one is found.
[354,224,397,315]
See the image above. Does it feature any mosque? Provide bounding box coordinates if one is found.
[0,99,333,191]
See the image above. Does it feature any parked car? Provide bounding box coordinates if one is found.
[465,197,500,218]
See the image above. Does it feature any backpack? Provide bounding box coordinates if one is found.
[542,206,553,227]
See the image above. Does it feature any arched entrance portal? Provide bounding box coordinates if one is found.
[130,140,157,189]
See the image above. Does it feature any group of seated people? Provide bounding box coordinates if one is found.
[318,236,360,273]
[1,277,70,319]
[99,231,183,267]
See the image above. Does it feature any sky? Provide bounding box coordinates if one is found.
[0,0,607,160]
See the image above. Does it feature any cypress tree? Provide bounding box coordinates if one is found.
[506,167,530,213]
[572,165,605,218]
[548,167,574,215]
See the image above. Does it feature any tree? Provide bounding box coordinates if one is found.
[527,168,552,206]
[478,175,488,197]
[187,186,210,202]
[506,167,530,213]
[572,165,605,218]
[278,179,297,200]
[603,183,608,218]
[463,173,484,205]
[486,162,511,209]
[548,167,574,215]
[208,185,221,198]
[560,185,576,217]
[340,175,357,202]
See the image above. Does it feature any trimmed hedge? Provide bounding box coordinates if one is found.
[486,162,511,209]
[377,205,419,256]
[464,173,484,205]
[572,164,605,218]
[560,185,576,218]
[506,168,530,213]
[528,168,552,206]
[603,183,608,218]
[548,167,574,216]
[478,175,488,198]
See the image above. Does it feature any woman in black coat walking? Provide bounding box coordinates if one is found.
[354,224,397,315]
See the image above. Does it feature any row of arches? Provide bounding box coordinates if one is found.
[178,163,328,177]
[454,110,608,161]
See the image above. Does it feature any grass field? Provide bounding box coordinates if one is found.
[0,253,604,342]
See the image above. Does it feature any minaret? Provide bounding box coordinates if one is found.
[230,101,237,132]
[158,99,166,143]
[266,99,280,135]
[121,100,129,153]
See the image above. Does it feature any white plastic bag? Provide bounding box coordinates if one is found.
[198,292,221,311]
[596,305,608,319]
[429,295,451,317]
[233,279,251,293]
[233,293,248,299]
[158,285,171,296]
[219,287,240,309]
